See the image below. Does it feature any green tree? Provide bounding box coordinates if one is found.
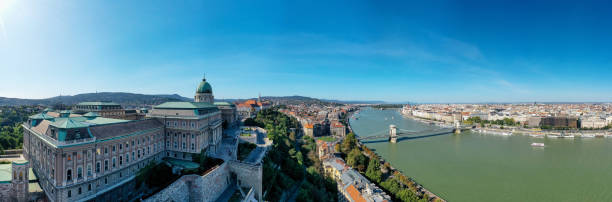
[342,132,357,152]
[365,157,383,183]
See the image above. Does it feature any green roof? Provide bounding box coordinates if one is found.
[154,102,219,110]
[29,113,55,120]
[83,112,100,117]
[12,160,28,165]
[50,118,89,129]
[214,102,235,107]
[0,164,12,183]
[196,78,213,94]
[85,117,129,125]
[76,102,120,106]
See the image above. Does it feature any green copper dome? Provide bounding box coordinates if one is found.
[196,77,213,94]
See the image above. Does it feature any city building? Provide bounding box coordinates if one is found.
[303,123,314,137]
[72,102,125,119]
[21,76,225,202]
[540,117,578,128]
[331,121,346,137]
[214,102,238,128]
[580,116,607,129]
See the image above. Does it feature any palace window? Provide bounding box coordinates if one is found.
[87,164,92,176]
[77,167,82,179]
[104,160,109,171]
[112,158,116,168]
[88,184,92,191]
[174,141,177,149]
[119,144,122,150]
[182,142,186,149]
[66,169,72,181]
[104,147,108,154]
[78,187,82,195]
[191,143,195,151]
[112,145,116,152]
[119,156,123,166]
[126,154,129,163]
[68,190,71,198]
[137,150,141,159]
[96,162,100,173]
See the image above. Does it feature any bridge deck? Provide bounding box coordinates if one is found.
[357,129,454,140]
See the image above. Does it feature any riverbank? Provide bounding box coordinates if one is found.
[348,108,445,202]
[351,108,612,202]
[354,140,446,202]
[402,112,612,139]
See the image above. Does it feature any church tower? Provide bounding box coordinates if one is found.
[195,75,214,103]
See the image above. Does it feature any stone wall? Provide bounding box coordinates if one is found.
[144,161,231,202]
[228,160,262,201]
[0,183,13,202]
[144,178,189,202]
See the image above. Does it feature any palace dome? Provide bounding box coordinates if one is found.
[196,77,213,94]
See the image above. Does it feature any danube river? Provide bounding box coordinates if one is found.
[350,108,612,202]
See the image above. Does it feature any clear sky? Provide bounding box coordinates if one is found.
[1,0,611,103]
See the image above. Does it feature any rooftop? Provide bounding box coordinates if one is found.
[154,102,219,110]
[76,101,121,106]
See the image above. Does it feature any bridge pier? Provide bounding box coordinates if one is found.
[389,125,398,143]
[454,121,461,134]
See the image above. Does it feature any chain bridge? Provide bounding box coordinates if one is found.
[356,122,472,143]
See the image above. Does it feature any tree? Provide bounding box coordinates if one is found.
[346,148,367,172]
[365,157,383,183]
[342,133,357,152]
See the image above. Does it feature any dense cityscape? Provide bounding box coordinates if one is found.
[2,1,612,202]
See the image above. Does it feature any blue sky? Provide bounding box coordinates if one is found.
[1,0,611,103]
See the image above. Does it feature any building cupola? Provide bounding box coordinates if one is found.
[195,75,214,103]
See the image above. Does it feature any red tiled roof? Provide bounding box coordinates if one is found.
[346,184,366,202]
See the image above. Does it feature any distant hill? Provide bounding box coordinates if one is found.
[229,95,392,105]
[264,96,340,106]
[0,92,192,107]
[320,99,388,104]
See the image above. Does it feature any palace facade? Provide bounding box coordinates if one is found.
[20,76,233,202]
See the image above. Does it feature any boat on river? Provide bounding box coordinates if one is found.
[531,143,545,147]
[581,134,595,138]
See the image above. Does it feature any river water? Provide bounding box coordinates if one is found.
[349,108,612,202]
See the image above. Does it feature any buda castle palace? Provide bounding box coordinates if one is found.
[12,76,239,202]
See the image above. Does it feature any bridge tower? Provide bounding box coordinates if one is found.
[389,125,398,143]
[454,120,461,134]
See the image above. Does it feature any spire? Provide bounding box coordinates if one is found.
[202,73,206,81]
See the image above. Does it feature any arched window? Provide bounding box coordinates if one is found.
[19,171,23,181]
